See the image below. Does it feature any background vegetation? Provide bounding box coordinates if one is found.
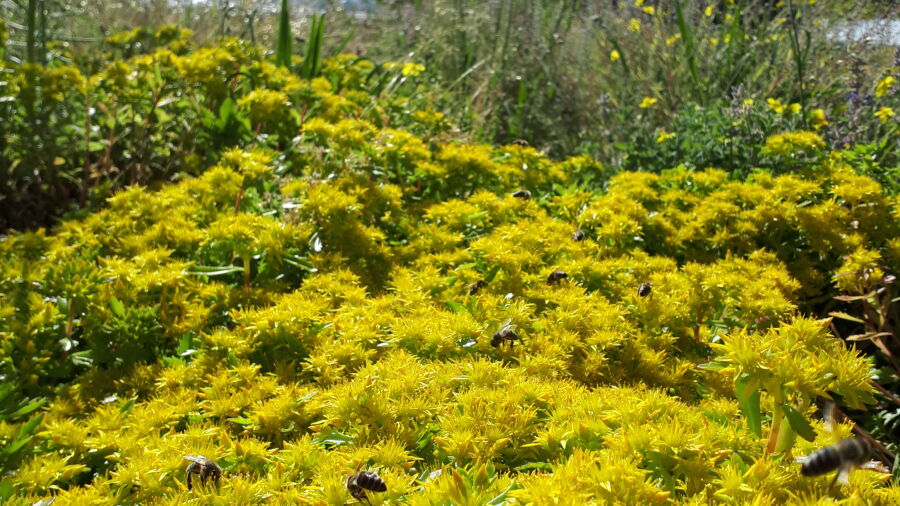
[0,0,899,503]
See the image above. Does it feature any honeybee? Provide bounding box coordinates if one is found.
[512,189,532,200]
[491,327,520,348]
[796,403,890,488]
[572,230,586,242]
[546,271,568,285]
[637,282,652,298]
[183,455,222,490]
[346,465,387,505]
[468,280,487,295]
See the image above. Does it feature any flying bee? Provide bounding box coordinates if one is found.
[346,464,387,505]
[546,270,568,285]
[512,189,532,200]
[491,327,520,348]
[637,282,652,298]
[572,230,586,242]
[183,455,222,490]
[796,403,890,488]
[468,280,487,295]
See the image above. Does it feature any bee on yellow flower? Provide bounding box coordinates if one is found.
[875,106,895,124]
[639,97,658,108]
[610,50,621,62]
[875,76,895,98]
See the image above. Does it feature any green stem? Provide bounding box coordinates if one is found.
[765,391,784,454]
[243,253,251,289]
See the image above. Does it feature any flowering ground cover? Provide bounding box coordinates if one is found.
[1,23,900,505]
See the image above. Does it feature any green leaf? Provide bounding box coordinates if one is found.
[275,0,293,68]
[735,374,761,437]
[109,297,126,318]
[3,414,42,455]
[697,360,729,372]
[0,478,13,501]
[8,399,45,419]
[483,265,501,284]
[783,405,816,442]
[487,482,524,504]
[444,300,465,314]
[119,398,136,416]
[514,462,552,472]
[228,417,253,426]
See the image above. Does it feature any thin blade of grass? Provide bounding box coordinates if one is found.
[275,0,292,68]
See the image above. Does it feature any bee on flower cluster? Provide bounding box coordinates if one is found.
[183,455,222,490]
[546,270,568,285]
[637,282,652,298]
[346,464,387,505]
[491,325,520,348]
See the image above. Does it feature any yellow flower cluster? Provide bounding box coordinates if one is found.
[762,130,825,157]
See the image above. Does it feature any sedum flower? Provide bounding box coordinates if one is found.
[766,98,785,114]
[628,18,641,31]
[875,106,895,123]
[639,97,657,108]
[762,130,825,156]
[656,130,676,143]
[875,76,895,97]
[401,62,425,77]
[610,50,621,62]
[809,108,829,130]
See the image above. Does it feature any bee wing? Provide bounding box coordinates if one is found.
[859,460,890,474]
[822,401,835,433]
[793,455,811,464]
[183,455,204,463]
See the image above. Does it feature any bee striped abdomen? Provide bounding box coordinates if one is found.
[356,471,387,492]
[801,438,869,477]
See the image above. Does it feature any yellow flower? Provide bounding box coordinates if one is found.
[705,5,713,16]
[762,130,825,156]
[639,97,658,108]
[666,34,681,47]
[709,38,719,47]
[767,98,785,114]
[642,6,655,15]
[610,50,621,62]
[634,0,644,6]
[401,62,425,77]
[875,106,895,124]
[657,130,676,143]
[743,98,755,106]
[628,18,641,31]
[810,108,829,130]
[788,103,802,115]
[875,76,895,98]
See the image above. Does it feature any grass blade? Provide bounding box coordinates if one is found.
[275,0,292,68]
